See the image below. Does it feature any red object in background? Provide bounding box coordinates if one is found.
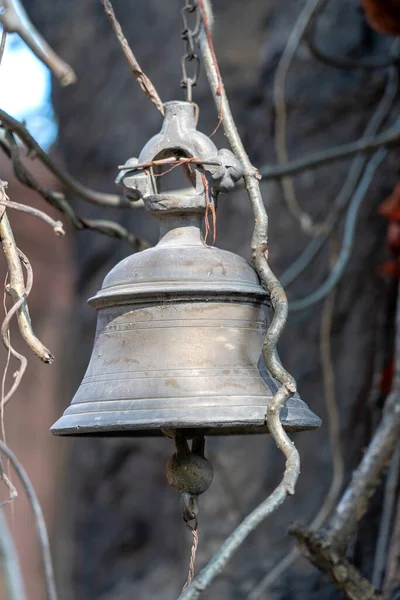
[377,182,400,278]
[379,358,395,397]
[377,258,400,278]
[387,221,400,256]
[361,0,400,36]
[378,182,400,223]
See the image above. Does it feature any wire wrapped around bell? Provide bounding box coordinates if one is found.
[51,100,321,437]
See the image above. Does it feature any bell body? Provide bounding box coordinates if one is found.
[51,219,321,436]
[51,101,321,437]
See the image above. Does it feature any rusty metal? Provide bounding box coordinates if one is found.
[51,101,321,437]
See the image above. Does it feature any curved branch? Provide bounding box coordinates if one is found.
[273,0,327,234]
[260,123,400,181]
[1,291,28,405]
[101,0,164,115]
[0,506,26,600]
[0,109,131,208]
[0,135,146,250]
[289,283,400,595]
[0,194,64,236]
[248,246,344,599]
[0,440,57,600]
[280,65,398,287]
[0,206,54,362]
[289,148,387,312]
[179,3,300,597]
[0,0,76,86]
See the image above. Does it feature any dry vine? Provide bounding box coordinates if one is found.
[179,1,299,597]
[248,239,344,599]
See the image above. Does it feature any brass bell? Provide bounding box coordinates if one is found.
[51,101,321,438]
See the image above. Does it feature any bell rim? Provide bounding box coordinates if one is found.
[50,396,322,437]
[89,287,269,308]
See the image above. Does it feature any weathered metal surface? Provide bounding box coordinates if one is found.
[51,101,321,437]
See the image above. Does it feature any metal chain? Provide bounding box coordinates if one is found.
[180,0,200,103]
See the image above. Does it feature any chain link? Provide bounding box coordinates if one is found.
[180,0,200,103]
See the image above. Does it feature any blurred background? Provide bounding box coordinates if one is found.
[0,1,399,599]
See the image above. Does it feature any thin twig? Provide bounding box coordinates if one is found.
[179,2,300,597]
[79,217,147,249]
[273,0,326,235]
[290,282,400,593]
[101,0,164,115]
[260,123,400,181]
[0,440,57,600]
[0,27,7,65]
[118,157,223,170]
[0,276,18,502]
[280,64,398,287]
[0,506,26,600]
[0,109,130,208]
[289,148,387,312]
[0,183,64,236]
[248,241,344,600]
[0,206,54,362]
[316,238,344,522]
[328,394,400,551]
[0,290,27,405]
[0,0,76,86]
[197,0,223,136]
[0,134,146,250]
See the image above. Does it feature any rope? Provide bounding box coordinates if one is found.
[182,527,199,591]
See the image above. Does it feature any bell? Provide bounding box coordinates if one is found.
[51,101,321,438]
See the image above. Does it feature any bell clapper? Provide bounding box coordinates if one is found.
[166,430,214,589]
[166,430,214,519]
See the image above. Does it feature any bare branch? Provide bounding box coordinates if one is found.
[291,525,383,599]
[1,289,27,405]
[290,282,400,593]
[0,206,54,362]
[198,0,297,406]
[280,64,398,287]
[273,0,326,235]
[0,132,147,250]
[289,148,387,312]
[0,27,7,65]
[101,0,164,115]
[0,0,76,86]
[0,439,57,600]
[0,506,26,600]
[328,391,400,552]
[179,2,300,597]
[260,123,400,181]
[0,182,64,235]
[0,109,131,208]
[248,242,344,600]
[79,217,148,250]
